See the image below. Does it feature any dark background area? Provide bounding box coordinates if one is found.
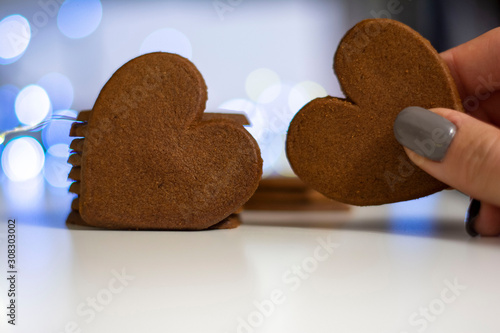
[347,0,500,52]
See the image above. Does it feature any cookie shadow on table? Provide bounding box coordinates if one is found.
[65,210,240,232]
[241,211,499,246]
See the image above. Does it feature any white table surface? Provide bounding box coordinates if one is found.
[0,185,499,333]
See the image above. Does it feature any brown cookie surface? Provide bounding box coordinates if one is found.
[71,52,262,230]
[286,19,463,206]
[243,177,350,211]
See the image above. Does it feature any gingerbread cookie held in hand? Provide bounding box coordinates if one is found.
[286,19,463,205]
[68,52,262,230]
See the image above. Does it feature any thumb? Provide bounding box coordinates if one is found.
[394,106,500,207]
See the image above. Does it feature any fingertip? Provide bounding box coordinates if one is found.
[395,107,457,162]
[397,107,500,206]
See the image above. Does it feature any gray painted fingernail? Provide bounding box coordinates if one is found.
[393,106,457,162]
[465,199,480,237]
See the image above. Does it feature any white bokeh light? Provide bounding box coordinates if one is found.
[245,68,281,104]
[257,83,295,135]
[257,83,283,105]
[57,0,103,39]
[37,72,74,111]
[288,81,327,114]
[0,14,31,63]
[140,28,192,60]
[259,132,284,177]
[15,84,52,126]
[218,98,265,142]
[1,136,45,182]
[274,135,296,178]
[218,98,257,115]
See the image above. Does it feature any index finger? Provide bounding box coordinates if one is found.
[441,27,500,97]
[440,27,500,124]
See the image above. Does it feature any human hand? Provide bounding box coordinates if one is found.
[393,27,500,237]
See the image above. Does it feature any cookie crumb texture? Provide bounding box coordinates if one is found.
[286,19,463,206]
[68,52,262,230]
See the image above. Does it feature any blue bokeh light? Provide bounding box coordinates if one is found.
[388,194,440,235]
[42,109,76,151]
[57,0,103,39]
[37,72,74,111]
[44,144,72,188]
[0,84,20,132]
[0,53,23,65]
[2,174,45,212]
[0,14,31,65]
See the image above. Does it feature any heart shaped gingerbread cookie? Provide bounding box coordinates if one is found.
[286,19,463,205]
[68,52,262,229]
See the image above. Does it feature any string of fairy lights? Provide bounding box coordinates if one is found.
[0,0,330,190]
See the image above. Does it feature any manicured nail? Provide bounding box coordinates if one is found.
[393,106,456,162]
[465,199,480,237]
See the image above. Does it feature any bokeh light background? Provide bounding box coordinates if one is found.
[0,0,498,215]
